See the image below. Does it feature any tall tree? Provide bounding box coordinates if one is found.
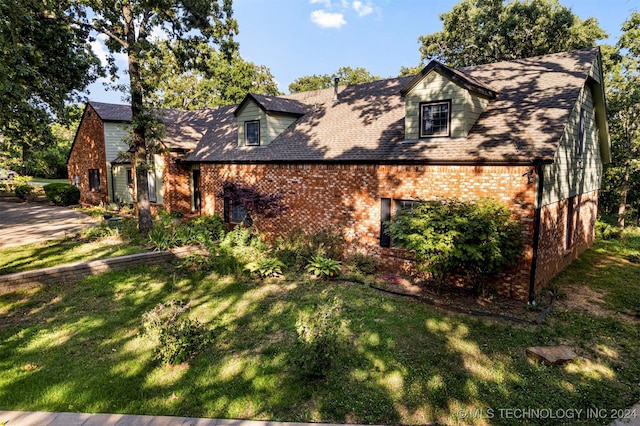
[0,0,101,172]
[144,41,280,110]
[419,0,607,67]
[605,13,640,228]
[288,66,379,93]
[70,0,238,234]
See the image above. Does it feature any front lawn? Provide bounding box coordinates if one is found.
[0,230,638,425]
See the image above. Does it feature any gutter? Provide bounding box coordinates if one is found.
[528,163,544,303]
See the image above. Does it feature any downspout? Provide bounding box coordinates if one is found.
[110,164,116,204]
[528,163,544,303]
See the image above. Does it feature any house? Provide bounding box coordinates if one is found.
[184,47,610,301]
[67,101,213,212]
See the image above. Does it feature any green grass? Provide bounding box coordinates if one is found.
[29,178,68,185]
[0,231,639,425]
[0,237,147,275]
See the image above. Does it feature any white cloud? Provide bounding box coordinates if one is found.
[310,10,347,28]
[352,1,373,17]
[310,0,332,7]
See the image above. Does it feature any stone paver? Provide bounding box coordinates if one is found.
[0,201,96,248]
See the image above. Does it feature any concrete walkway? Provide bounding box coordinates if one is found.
[0,201,96,248]
[0,411,364,426]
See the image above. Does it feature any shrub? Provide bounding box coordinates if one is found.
[305,255,342,279]
[387,198,524,291]
[345,252,377,275]
[596,220,621,240]
[292,298,342,378]
[275,227,346,269]
[43,183,80,206]
[245,257,286,278]
[141,300,214,365]
[14,184,35,200]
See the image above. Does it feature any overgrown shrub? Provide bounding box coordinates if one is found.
[43,183,80,206]
[345,252,377,275]
[141,300,214,365]
[387,198,524,291]
[305,255,342,279]
[14,184,35,200]
[292,298,342,378]
[275,227,346,269]
[596,220,622,240]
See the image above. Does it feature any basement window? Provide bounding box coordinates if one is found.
[245,120,260,146]
[420,101,451,138]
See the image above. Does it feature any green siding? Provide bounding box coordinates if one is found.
[112,165,133,203]
[541,83,603,206]
[236,102,267,146]
[104,122,130,203]
[267,114,297,144]
[404,71,489,139]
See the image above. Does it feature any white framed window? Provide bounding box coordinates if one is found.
[420,101,451,138]
[245,120,260,146]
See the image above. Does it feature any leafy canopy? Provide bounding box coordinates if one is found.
[386,199,524,280]
[419,0,607,67]
[289,66,380,93]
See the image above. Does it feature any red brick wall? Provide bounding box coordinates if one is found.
[161,154,193,214]
[67,105,109,205]
[535,190,598,292]
[199,163,537,300]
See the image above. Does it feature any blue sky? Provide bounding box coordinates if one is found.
[86,0,639,104]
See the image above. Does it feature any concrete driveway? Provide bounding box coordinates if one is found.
[0,201,97,248]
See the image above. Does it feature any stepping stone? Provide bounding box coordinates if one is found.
[525,345,577,366]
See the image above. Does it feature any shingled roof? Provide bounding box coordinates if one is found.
[89,102,216,151]
[171,48,603,164]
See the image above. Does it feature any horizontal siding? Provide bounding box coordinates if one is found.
[112,165,133,203]
[541,84,603,206]
[104,123,130,202]
[267,114,297,144]
[236,102,267,146]
[405,71,488,139]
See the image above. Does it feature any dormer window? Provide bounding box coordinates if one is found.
[245,120,260,146]
[420,101,450,138]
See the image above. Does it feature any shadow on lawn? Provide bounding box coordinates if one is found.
[0,264,637,425]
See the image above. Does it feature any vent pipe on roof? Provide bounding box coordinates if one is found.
[333,77,340,102]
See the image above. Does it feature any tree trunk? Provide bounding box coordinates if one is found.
[618,159,630,229]
[124,5,153,235]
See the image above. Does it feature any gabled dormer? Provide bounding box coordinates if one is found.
[400,61,498,140]
[234,94,309,147]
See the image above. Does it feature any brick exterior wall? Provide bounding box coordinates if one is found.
[161,153,193,214]
[199,163,537,300]
[534,189,598,292]
[67,105,109,205]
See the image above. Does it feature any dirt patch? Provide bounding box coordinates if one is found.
[371,274,542,324]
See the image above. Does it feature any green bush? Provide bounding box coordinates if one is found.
[245,257,286,278]
[387,198,524,289]
[275,227,346,269]
[596,220,622,240]
[43,183,80,206]
[292,298,342,378]
[305,255,342,279]
[345,252,377,275]
[14,184,35,200]
[141,300,214,365]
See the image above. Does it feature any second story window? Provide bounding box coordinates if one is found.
[245,120,260,146]
[420,101,450,138]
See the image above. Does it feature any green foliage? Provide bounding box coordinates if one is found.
[275,227,346,269]
[596,220,622,240]
[13,184,34,200]
[418,0,607,67]
[387,198,524,286]
[245,257,286,278]
[288,66,380,93]
[291,298,342,378]
[43,182,80,206]
[345,252,378,275]
[141,300,214,365]
[147,213,225,251]
[305,255,342,279]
